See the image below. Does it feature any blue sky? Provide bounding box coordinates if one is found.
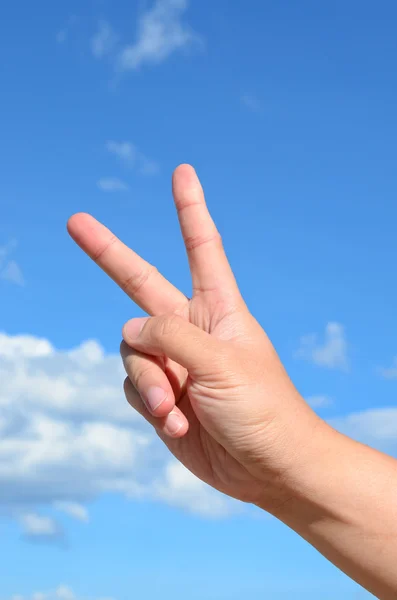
[1,0,397,597]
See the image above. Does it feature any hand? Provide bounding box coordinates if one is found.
[68,165,397,598]
[67,165,326,511]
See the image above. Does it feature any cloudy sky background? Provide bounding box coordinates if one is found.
[1,0,397,598]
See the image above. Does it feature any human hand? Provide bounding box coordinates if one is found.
[67,165,327,511]
[68,165,397,598]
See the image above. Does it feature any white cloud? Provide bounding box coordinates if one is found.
[0,332,233,540]
[379,357,397,379]
[97,178,129,192]
[1,260,24,286]
[55,502,89,523]
[19,513,61,540]
[330,407,397,455]
[241,94,262,113]
[91,21,118,59]
[138,155,160,176]
[306,395,332,408]
[106,141,136,166]
[0,332,53,358]
[295,322,349,371]
[54,587,75,600]
[106,141,159,176]
[0,242,24,286]
[8,584,115,600]
[118,0,202,71]
[156,461,238,518]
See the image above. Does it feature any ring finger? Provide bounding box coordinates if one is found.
[123,378,189,438]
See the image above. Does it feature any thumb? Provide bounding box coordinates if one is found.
[122,315,227,377]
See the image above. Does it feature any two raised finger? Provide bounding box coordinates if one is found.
[67,165,243,315]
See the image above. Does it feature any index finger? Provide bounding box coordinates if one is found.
[67,213,187,315]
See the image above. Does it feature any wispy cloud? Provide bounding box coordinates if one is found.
[138,155,160,176]
[295,322,349,371]
[8,584,115,600]
[117,0,202,71]
[19,513,62,542]
[55,502,89,523]
[306,395,332,408]
[56,16,78,45]
[379,357,397,380]
[91,20,118,59]
[56,30,68,44]
[0,241,24,286]
[331,407,397,452]
[97,178,129,192]
[106,141,136,165]
[241,94,262,113]
[106,140,159,175]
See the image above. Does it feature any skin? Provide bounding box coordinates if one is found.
[68,165,397,599]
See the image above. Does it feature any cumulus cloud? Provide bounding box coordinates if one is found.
[118,0,202,71]
[295,322,349,371]
[2,329,397,549]
[0,332,233,540]
[91,21,118,59]
[0,242,24,286]
[97,178,129,193]
[156,461,238,518]
[106,141,159,175]
[8,584,114,600]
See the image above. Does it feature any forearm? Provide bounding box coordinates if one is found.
[265,424,397,599]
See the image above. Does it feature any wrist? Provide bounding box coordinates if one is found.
[255,414,343,519]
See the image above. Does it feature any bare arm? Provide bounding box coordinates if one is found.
[266,425,397,599]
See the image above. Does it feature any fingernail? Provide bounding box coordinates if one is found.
[165,412,184,436]
[123,318,149,342]
[145,386,167,412]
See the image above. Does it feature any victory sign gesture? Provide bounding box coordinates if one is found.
[67,165,323,510]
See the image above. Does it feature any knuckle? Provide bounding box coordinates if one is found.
[133,363,155,389]
[184,231,222,253]
[92,235,117,262]
[121,265,159,297]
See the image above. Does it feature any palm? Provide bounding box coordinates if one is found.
[159,295,261,501]
[68,165,259,502]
